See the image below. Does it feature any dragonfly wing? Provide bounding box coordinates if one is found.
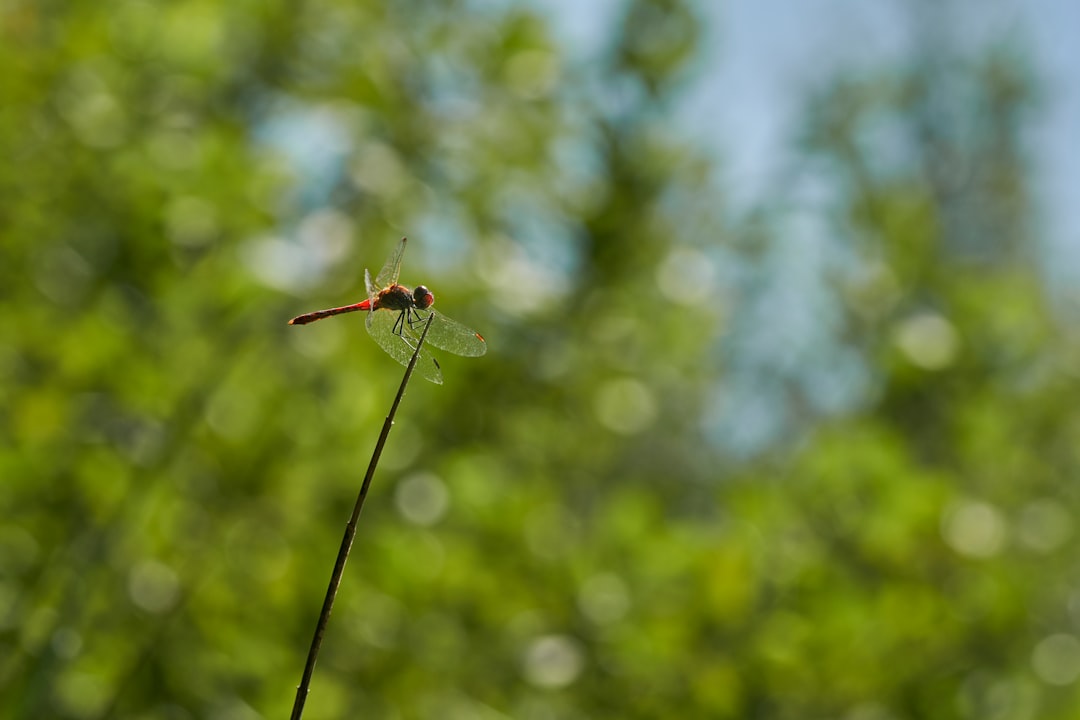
[418,309,488,357]
[373,237,407,289]
[365,308,444,384]
[364,268,377,298]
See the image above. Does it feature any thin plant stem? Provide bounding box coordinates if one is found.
[290,313,435,720]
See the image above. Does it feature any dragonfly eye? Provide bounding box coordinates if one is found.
[414,285,434,309]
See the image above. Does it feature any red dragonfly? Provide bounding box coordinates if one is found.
[288,237,486,384]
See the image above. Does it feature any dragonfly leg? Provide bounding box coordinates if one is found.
[391,310,422,352]
[405,308,430,333]
[391,310,407,338]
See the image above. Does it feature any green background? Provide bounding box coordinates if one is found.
[3,1,1079,718]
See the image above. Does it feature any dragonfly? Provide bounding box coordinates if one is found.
[288,237,486,384]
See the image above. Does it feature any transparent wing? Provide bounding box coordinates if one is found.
[364,268,377,299]
[373,237,407,289]
[365,308,444,384]
[416,309,488,357]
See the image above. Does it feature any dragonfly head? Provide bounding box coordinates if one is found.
[413,285,434,310]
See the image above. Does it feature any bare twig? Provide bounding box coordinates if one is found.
[290,313,435,720]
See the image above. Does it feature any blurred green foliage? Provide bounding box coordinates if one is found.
[3,1,1080,719]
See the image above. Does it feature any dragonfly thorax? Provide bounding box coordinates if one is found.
[373,284,435,312]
